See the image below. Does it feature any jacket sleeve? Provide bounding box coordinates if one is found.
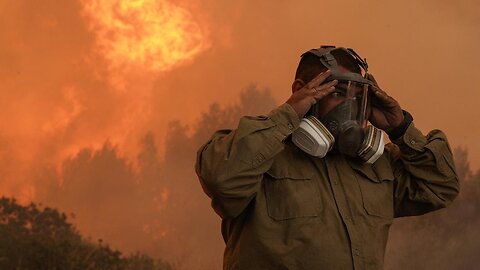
[387,122,460,217]
[195,103,300,219]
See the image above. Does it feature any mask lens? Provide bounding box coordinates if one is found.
[340,81,369,127]
[319,80,371,157]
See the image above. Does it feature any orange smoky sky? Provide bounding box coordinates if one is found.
[1,0,479,198]
[0,0,479,267]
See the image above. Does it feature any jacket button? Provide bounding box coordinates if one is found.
[410,140,416,145]
[287,123,294,130]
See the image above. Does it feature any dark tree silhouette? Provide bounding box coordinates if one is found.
[0,197,172,270]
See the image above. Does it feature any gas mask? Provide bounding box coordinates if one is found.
[292,46,385,164]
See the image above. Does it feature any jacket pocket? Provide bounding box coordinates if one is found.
[264,169,321,221]
[351,159,395,219]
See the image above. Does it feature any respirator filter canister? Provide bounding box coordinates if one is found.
[291,115,335,158]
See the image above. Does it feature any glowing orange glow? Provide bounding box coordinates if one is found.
[81,0,210,72]
[41,86,84,135]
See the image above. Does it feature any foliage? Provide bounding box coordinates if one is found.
[0,197,172,270]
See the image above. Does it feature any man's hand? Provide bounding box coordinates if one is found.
[286,70,338,119]
[367,74,404,133]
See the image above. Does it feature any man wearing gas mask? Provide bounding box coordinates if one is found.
[195,46,459,270]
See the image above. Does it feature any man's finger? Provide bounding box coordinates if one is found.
[372,87,390,103]
[367,73,379,87]
[314,84,336,100]
[371,85,398,107]
[306,70,332,89]
[312,79,337,92]
[324,79,339,90]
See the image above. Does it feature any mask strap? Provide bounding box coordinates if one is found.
[345,48,369,72]
[300,46,370,76]
[302,48,339,71]
[358,84,369,127]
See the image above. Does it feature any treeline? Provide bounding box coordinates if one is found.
[34,84,278,269]
[0,197,172,270]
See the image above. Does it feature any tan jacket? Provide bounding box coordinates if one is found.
[195,103,459,270]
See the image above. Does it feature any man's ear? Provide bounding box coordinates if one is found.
[291,79,305,94]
